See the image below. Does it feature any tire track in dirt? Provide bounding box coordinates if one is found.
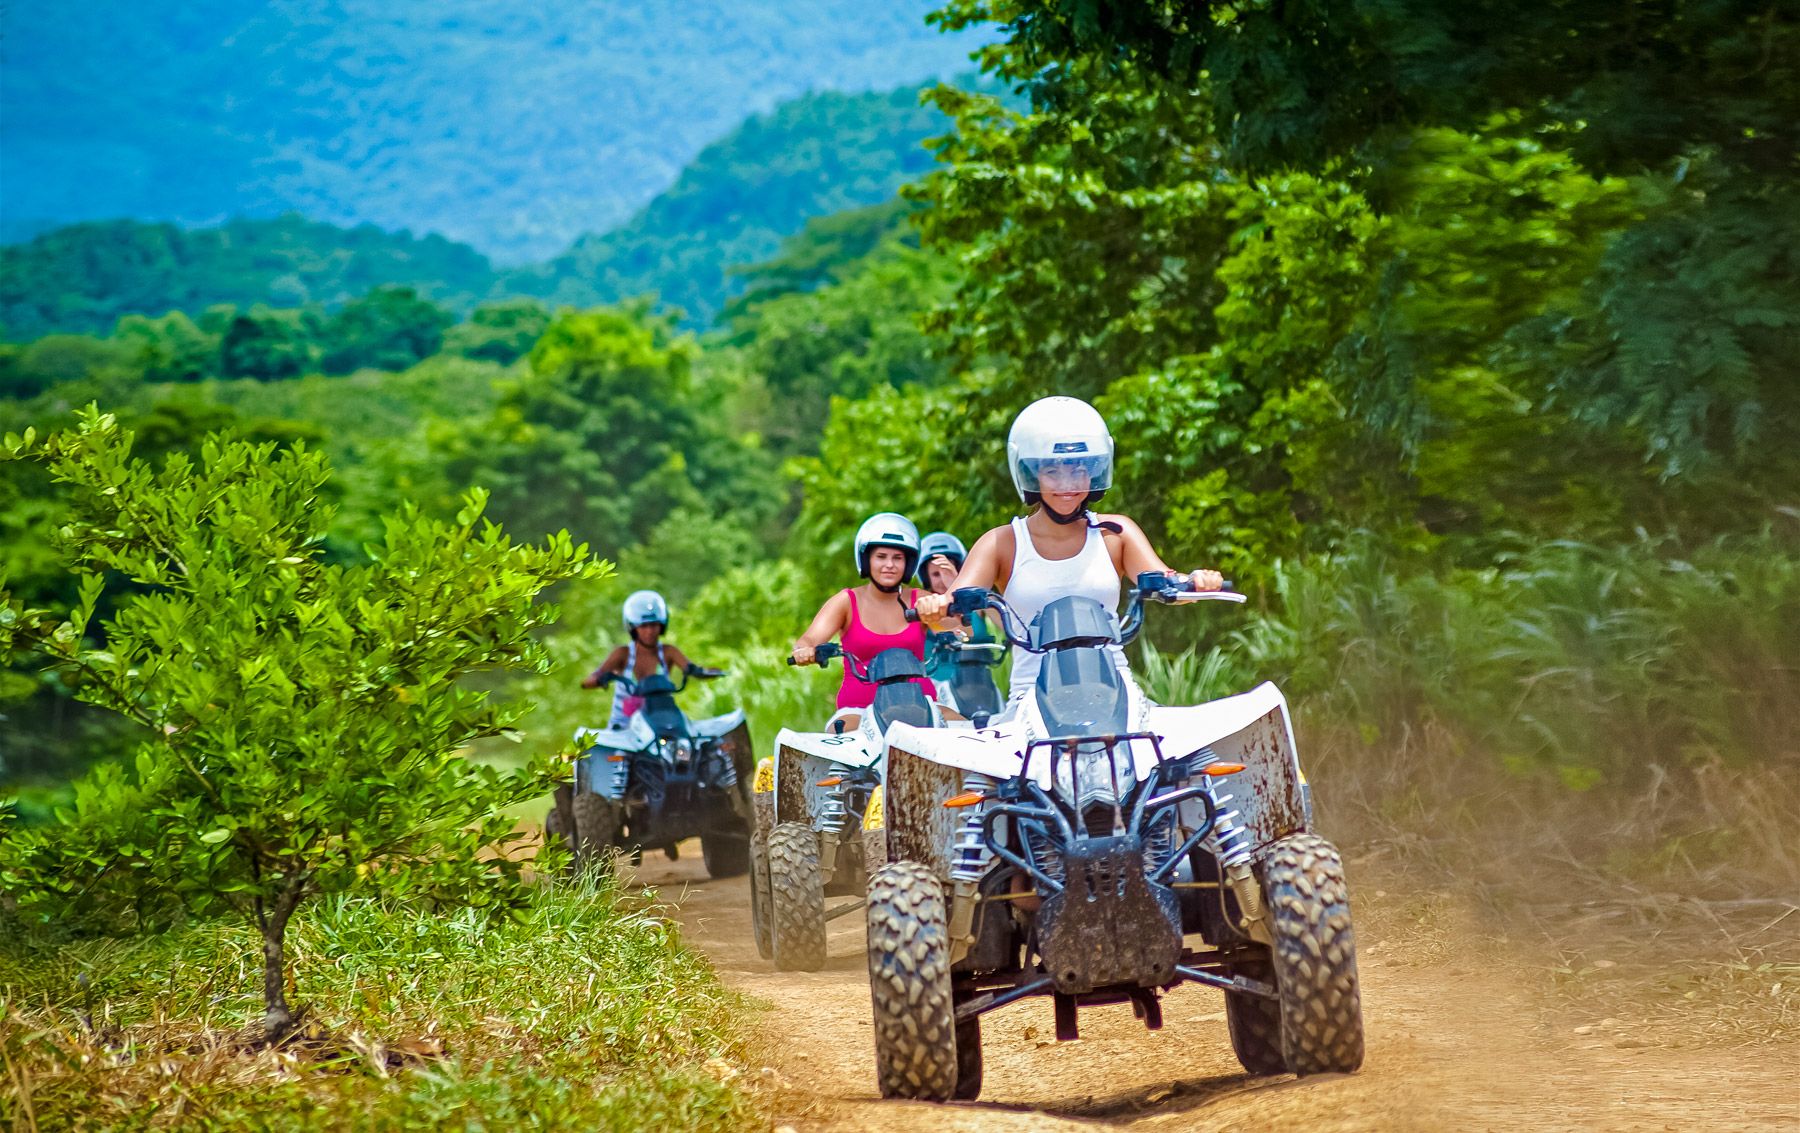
[631,843,1800,1132]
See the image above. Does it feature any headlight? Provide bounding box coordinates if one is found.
[1052,741,1132,812]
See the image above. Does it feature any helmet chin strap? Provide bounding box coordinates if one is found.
[1040,500,1123,534]
[871,579,903,594]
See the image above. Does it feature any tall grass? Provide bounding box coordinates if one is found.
[0,877,758,1131]
[1136,532,1800,902]
[1142,533,1800,786]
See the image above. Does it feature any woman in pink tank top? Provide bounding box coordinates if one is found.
[790,512,936,717]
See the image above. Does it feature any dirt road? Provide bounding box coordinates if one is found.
[630,845,1799,1132]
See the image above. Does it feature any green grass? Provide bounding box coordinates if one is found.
[0,877,759,1131]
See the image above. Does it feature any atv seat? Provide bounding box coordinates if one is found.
[872,681,935,732]
[864,648,935,731]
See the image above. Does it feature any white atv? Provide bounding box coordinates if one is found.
[749,643,948,971]
[864,575,1363,1101]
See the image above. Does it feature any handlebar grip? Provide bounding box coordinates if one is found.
[785,656,800,666]
[903,607,920,623]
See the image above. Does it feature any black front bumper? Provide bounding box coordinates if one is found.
[1035,834,1183,994]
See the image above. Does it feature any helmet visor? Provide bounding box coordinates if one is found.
[1016,451,1112,496]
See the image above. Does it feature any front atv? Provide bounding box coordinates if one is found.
[747,643,944,971]
[561,668,754,879]
[867,577,1364,1101]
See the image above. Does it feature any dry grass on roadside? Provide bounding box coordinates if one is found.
[0,875,760,1132]
[1309,727,1800,1049]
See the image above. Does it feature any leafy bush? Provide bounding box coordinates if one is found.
[1,408,602,1040]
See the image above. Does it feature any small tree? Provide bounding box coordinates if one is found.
[0,408,603,1041]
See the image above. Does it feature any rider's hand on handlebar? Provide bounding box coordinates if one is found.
[914,591,953,623]
[791,644,816,667]
[1181,569,1225,592]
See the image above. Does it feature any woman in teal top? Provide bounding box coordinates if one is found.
[917,531,996,687]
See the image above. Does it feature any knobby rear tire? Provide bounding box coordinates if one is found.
[749,828,774,960]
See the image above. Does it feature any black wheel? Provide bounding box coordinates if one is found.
[1224,957,1286,1075]
[701,829,749,879]
[1261,833,1364,1074]
[866,861,958,1101]
[748,828,773,960]
[768,822,826,971]
[571,792,621,876]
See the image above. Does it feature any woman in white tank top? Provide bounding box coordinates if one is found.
[913,396,1225,699]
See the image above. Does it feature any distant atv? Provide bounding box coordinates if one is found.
[748,644,947,971]
[558,668,755,878]
[864,577,1363,1100]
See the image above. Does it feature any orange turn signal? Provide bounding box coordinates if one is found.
[1201,762,1245,776]
[816,776,843,787]
[943,791,986,808]
[606,754,627,763]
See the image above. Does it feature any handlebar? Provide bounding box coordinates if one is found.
[594,667,703,695]
[786,641,845,667]
[915,574,1243,654]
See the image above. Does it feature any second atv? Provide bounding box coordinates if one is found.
[748,643,948,971]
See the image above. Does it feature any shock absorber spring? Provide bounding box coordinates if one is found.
[948,771,995,883]
[816,762,852,835]
[1195,747,1254,870]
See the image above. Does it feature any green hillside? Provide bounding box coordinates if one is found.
[498,85,953,324]
[0,216,494,340]
[1,0,987,260]
[3,83,964,338]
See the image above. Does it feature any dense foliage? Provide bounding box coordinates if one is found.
[499,85,963,324]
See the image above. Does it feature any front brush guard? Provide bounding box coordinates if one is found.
[1036,833,1183,993]
[977,768,1223,996]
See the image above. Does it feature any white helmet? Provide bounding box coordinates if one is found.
[1007,396,1114,506]
[916,531,967,585]
[853,513,921,582]
[621,589,669,634]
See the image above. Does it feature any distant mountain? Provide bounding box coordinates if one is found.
[0,216,495,340]
[500,85,952,324]
[0,1,986,262]
[4,81,967,339]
